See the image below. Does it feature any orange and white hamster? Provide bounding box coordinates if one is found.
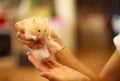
[24,17,63,61]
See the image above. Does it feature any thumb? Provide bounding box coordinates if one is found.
[40,72,56,81]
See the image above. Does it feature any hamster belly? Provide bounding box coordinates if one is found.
[31,47,50,61]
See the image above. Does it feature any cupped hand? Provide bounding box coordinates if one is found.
[26,52,91,81]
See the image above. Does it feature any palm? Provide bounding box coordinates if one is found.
[27,52,90,81]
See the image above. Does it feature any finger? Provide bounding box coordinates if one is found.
[17,32,32,41]
[15,22,24,32]
[48,59,62,67]
[40,72,56,81]
[21,40,35,48]
[42,60,55,69]
[17,32,25,40]
[20,39,44,49]
[31,44,44,49]
[17,31,42,42]
[26,52,49,72]
[26,52,39,66]
[17,31,44,49]
[21,39,43,47]
[42,58,62,68]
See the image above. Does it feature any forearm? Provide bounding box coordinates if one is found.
[51,30,97,81]
[99,51,120,81]
[99,34,120,81]
[54,47,97,81]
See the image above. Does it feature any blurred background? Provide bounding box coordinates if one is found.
[0,0,120,81]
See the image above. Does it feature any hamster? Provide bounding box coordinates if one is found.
[24,17,63,61]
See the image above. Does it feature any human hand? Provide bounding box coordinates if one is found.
[26,52,91,81]
[15,18,44,49]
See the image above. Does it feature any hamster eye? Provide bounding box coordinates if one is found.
[38,29,41,32]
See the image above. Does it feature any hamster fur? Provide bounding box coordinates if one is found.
[24,17,63,61]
